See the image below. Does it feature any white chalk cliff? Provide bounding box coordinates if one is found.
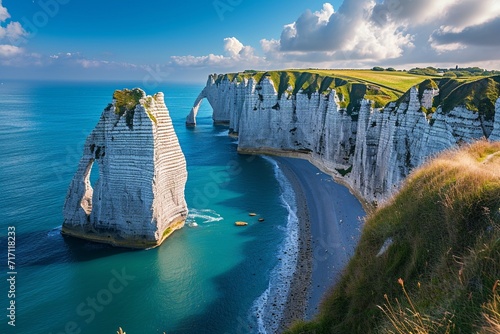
[188,73,500,203]
[63,88,188,248]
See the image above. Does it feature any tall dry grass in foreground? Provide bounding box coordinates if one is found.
[378,278,454,334]
[287,140,500,334]
[481,281,500,334]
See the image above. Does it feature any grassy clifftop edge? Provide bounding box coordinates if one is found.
[210,70,500,119]
[286,140,500,334]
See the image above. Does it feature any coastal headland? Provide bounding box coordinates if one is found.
[189,68,500,332]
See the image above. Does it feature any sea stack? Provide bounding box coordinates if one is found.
[62,88,188,248]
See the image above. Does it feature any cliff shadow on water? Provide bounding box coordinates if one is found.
[0,228,135,268]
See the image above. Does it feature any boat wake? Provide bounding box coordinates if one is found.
[186,208,224,227]
[215,130,229,137]
[47,226,62,238]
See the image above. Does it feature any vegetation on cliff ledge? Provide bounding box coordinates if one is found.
[440,76,500,121]
[215,69,414,110]
[113,88,145,128]
[286,140,500,333]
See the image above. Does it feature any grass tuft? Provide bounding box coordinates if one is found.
[378,279,454,334]
[482,281,500,333]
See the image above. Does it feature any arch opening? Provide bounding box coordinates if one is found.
[186,89,209,126]
[80,159,99,215]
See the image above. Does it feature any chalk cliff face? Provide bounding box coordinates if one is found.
[63,88,188,248]
[188,74,500,203]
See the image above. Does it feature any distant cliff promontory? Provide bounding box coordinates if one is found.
[63,88,188,248]
[187,70,500,204]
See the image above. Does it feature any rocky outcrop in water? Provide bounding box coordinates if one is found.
[188,73,500,203]
[63,88,188,248]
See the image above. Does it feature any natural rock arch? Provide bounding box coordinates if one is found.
[186,88,208,126]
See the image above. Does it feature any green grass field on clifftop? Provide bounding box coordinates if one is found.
[306,69,434,93]
[213,69,500,120]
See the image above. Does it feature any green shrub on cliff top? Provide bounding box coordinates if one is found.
[286,140,500,334]
[409,67,440,76]
[113,88,145,128]
[113,88,144,116]
[417,79,438,101]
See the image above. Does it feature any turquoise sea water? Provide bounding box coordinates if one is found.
[0,81,296,334]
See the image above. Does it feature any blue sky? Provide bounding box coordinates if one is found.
[0,0,499,82]
[7,0,341,62]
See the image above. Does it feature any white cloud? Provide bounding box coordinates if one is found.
[370,0,457,26]
[0,51,151,81]
[24,51,136,72]
[0,1,27,59]
[170,54,226,67]
[260,38,281,60]
[0,0,10,22]
[261,0,412,62]
[430,17,500,53]
[45,52,139,69]
[427,0,500,52]
[224,37,244,57]
[76,59,102,68]
[257,0,500,67]
[435,0,500,30]
[2,0,499,80]
[371,0,500,52]
[0,44,22,57]
[316,3,335,23]
[165,2,499,77]
[170,37,266,69]
[0,21,27,42]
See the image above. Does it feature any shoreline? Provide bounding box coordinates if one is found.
[238,147,373,214]
[268,156,366,331]
[274,159,313,332]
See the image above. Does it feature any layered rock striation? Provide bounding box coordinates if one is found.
[188,73,500,203]
[63,88,188,248]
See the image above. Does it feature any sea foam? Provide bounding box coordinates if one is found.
[252,156,299,334]
[186,208,224,225]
